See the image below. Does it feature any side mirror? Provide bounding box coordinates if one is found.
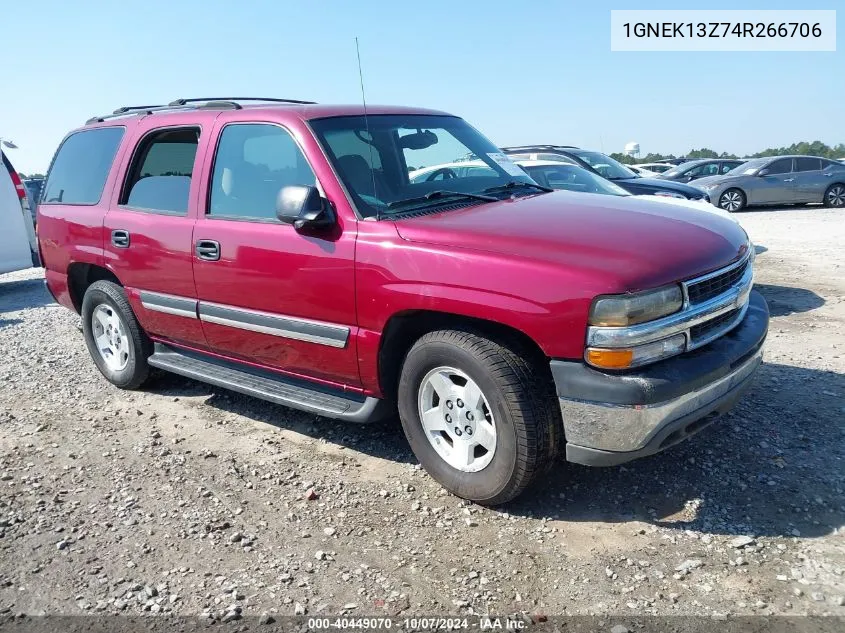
[276,185,335,230]
[757,168,770,177]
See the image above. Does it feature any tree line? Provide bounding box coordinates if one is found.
[609,141,845,165]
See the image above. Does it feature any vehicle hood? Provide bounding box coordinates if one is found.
[392,191,749,292]
[634,194,738,223]
[693,174,738,188]
[615,176,704,195]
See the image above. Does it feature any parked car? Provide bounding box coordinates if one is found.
[501,146,710,201]
[22,176,45,222]
[515,160,737,222]
[38,98,767,504]
[1,154,39,275]
[627,165,659,177]
[659,159,746,183]
[633,162,674,174]
[694,155,845,211]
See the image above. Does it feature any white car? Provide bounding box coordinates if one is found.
[627,165,660,177]
[409,158,737,223]
[634,162,674,174]
[1,154,39,275]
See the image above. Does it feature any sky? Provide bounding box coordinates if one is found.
[1,0,843,174]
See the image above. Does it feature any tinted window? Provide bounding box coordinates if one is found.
[121,128,199,214]
[209,124,316,220]
[795,157,821,172]
[821,159,844,170]
[42,127,124,204]
[765,158,793,175]
[720,161,741,174]
[686,163,719,177]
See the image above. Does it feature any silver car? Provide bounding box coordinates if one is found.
[694,155,845,212]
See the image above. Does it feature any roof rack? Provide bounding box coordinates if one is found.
[168,97,316,106]
[86,97,316,124]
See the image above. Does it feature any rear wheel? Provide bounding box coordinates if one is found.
[81,280,152,389]
[824,183,845,208]
[718,188,746,212]
[397,329,561,505]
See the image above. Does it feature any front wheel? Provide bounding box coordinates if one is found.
[397,329,561,505]
[824,183,845,208]
[81,280,152,389]
[718,188,746,212]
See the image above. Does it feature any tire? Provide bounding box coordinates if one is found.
[824,183,845,208]
[718,188,746,212]
[397,329,561,505]
[81,280,152,389]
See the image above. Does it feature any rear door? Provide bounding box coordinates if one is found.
[103,121,211,349]
[793,157,824,203]
[191,120,360,386]
[750,158,796,204]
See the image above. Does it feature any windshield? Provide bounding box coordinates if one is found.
[729,158,767,175]
[309,115,538,218]
[522,164,629,196]
[568,150,637,180]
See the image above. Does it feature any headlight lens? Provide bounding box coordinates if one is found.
[651,190,685,199]
[589,284,683,327]
[586,333,686,370]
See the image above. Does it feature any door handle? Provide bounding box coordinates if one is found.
[783,178,795,182]
[111,229,130,248]
[195,239,221,261]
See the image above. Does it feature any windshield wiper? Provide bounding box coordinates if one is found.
[387,190,497,210]
[482,181,553,194]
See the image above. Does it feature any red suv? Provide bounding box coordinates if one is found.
[38,98,768,504]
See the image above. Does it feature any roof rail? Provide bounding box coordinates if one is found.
[168,97,316,106]
[501,145,580,151]
[86,97,316,125]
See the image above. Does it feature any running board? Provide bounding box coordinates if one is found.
[148,343,388,423]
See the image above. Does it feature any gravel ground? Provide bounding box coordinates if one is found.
[0,205,843,624]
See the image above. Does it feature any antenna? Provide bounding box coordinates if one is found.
[355,37,380,221]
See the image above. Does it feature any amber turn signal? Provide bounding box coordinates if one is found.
[585,347,634,369]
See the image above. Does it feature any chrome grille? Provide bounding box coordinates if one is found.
[687,259,749,305]
[690,308,741,345]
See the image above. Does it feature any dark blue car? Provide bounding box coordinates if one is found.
[502,146,709,201]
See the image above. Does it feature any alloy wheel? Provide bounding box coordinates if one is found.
[417,366,497,473]
[91,304,130,371]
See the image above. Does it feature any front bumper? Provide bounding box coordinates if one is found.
[552,290,769,466]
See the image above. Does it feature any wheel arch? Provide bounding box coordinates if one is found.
[67,262,122,313]
[377,309,549,403]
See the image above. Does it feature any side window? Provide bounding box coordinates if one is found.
[821,159,844,171]
[765,158,793,175]
[795,157,821,172]
[701,163,719,176]
[209,124,316,220]
[120,127,199,214]
[720,162,738,174]
[42,127,124,205]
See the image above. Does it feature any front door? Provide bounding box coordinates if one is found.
[191,121,360,386]
[103,123,210,349]
[750,157,796,204]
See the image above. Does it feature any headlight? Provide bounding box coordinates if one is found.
[586,333,686,370]
[589,284,683,327]
[651,190,685,199]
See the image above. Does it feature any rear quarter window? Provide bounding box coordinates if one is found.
[42,127,125,205]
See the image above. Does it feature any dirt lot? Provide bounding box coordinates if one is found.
[1,205,843,624]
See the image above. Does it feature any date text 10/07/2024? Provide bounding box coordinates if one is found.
[306,617,527,630]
